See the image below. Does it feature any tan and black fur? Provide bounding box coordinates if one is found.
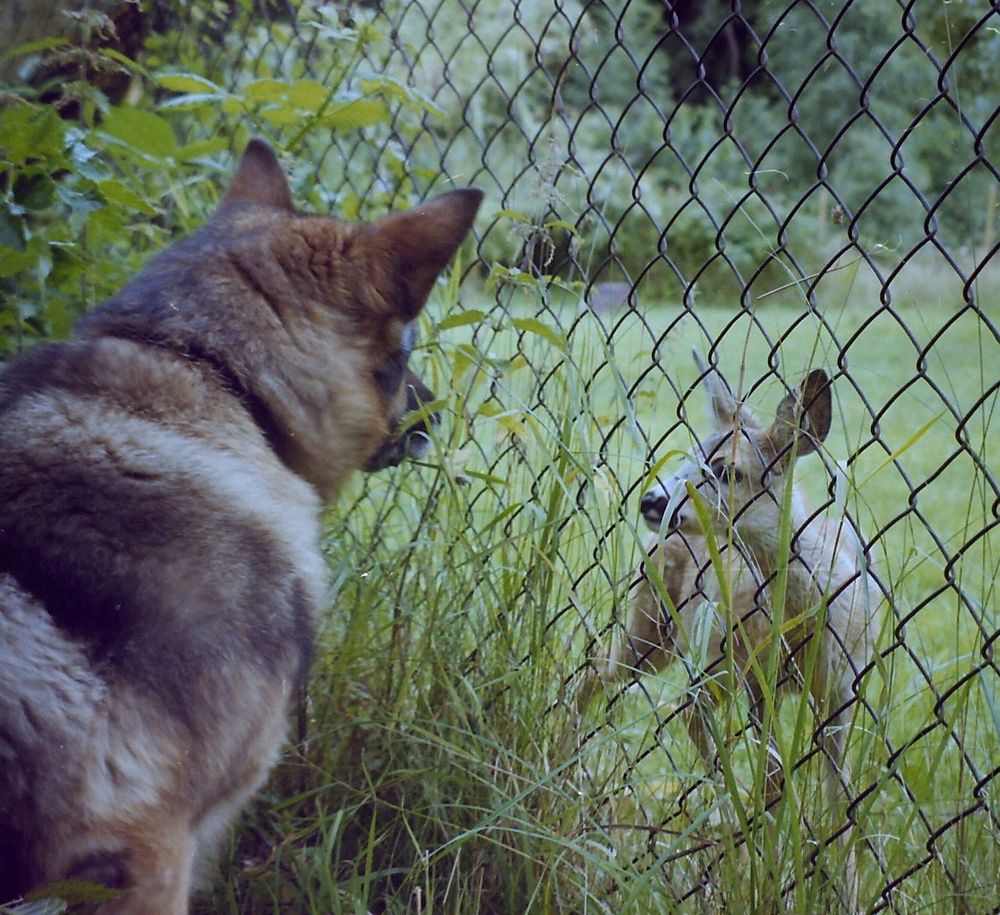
[0,140,482,912]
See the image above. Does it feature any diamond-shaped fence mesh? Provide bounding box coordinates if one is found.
[171,0,999,909]
[7,0,998,910]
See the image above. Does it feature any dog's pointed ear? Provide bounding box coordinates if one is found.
[217,140,294,213]
[367,188,484,317]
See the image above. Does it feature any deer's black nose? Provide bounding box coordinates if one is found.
[640,491,668,523]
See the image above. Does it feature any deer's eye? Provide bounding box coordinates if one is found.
[709,460,744,484]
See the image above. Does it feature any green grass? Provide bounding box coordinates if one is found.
[196,259,999,914]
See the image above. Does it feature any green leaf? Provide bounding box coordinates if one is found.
[100,108,177,160]
[464,469,509,486]
[0,206,25,250]
[357,76,445,117]
[157,73,223,94]
[175,137,230,162]
[510,317,568,352]
[158,93,231,112]
[244,78,328,109]
[495,209,532,224]
[99,48,149,77]
[25,876,119,905]
[68,138,111,181]
[0,245,35,278]
[437,309,487,331]
[97,179,157,215]
[55,184,104,230]
[317,97,388,130]
[543,218,579,237]
[13,173,56,211]
[0,106,65,165]
[0,36,69,63]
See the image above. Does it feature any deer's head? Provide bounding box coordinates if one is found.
[641,351,832,538]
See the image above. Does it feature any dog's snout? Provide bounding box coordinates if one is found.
[364,369,438,472]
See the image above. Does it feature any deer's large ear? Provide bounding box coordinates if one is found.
[692,349,756,431]
[366,188,484,319]
[766,369,832,464]
[217,139,294,213]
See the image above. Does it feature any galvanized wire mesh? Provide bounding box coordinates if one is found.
[37,0,996,909]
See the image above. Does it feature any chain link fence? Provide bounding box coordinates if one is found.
[10,0,999,910]
[176,0,998,910]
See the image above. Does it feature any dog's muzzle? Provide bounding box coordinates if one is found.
[364,371,439,472]
[364,424,436,471]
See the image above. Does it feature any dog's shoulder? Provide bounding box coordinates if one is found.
[0,329,323,685]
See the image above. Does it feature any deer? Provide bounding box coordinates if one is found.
[579,351,882,897]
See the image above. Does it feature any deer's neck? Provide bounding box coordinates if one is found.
[737,487,825,611]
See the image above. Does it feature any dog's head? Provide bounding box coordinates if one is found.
[84,140,482,496]
[216,140,482,487]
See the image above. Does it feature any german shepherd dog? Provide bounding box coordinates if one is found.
[0,140,482,912]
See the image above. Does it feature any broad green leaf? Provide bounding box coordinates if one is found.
[0,36,68,62]
[259,107,301,126]
[100,108,177,160]
[0,245,35,277]
[100,48,149,77]
[437,309,487,331]
[244,78,328,110]
[175,137,230,162]
[157,73,223,94]
[317,98,388,130]
[357,76,445,117]
[97,179,157,215]
[158,92,231,112]
[0,106,65,165]
[68,138,111,181]
[242,79,289,103]
[13,173,56,211]
[510,317,568,351]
